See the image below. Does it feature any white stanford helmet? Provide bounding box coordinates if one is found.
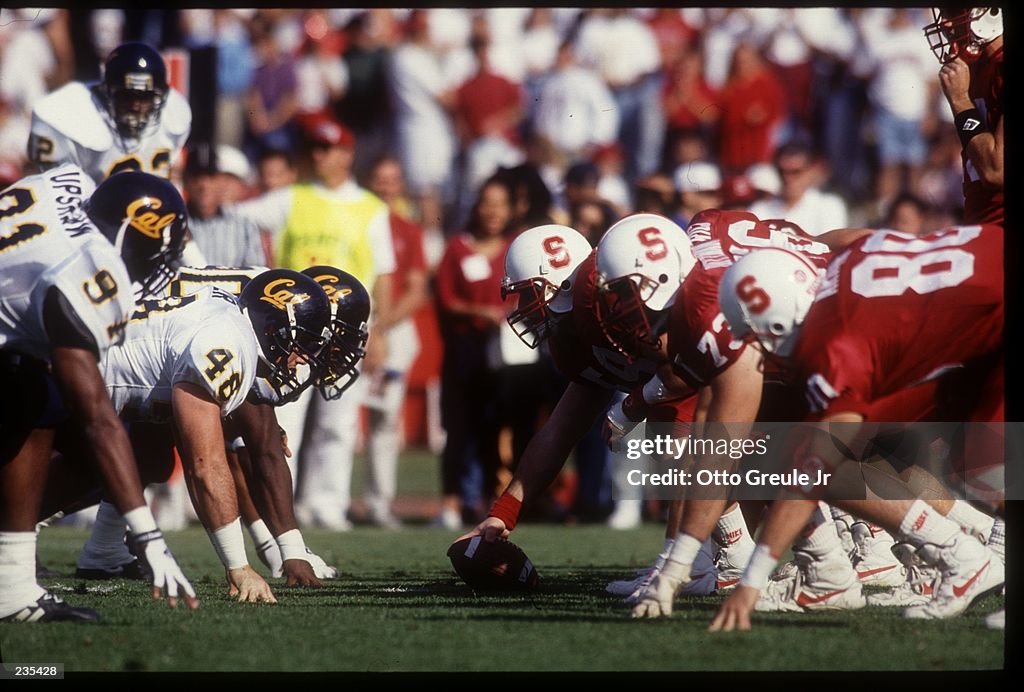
[718,247,822,359]
[594,213,695,357]
[924,7,1002,64]
[502,224,593,348]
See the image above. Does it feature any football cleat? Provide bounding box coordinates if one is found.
[755,548,866,613]
[866,543,937,607]
[0,593,100,623]
[75,558,150,581]
[714,538,754,592]
[832,514,857,557]
[904,534,1004,620]
[607,567,655,597]
[850,523,905,587]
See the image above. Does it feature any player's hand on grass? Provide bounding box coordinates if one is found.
[282,558,324,587]
[300,547,339,579]
[708,585,759,632]
[455,516,509,545]
[227,565,278,604]
[630,571,679,619]
[137,533,199,610]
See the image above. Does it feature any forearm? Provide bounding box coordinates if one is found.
[242,446,299,535]
[179,445,240,530]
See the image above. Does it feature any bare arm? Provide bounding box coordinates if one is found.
[171,382,239,529]
[380,267,429,329]
[939,57,1003,188]
[50,346,147,515]
[229,400,297,535]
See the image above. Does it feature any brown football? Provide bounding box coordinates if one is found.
[447,536,540,591]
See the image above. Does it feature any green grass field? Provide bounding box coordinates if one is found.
[1,523,1004,673]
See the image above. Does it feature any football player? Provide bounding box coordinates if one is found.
[47,269,335,602]
[28,42,191,184]
[709,225,1004,630]
[1,166,194,622]
[591,210,868,617]
[459,217,724,597]
[924,7,1003,225]
[67,265,367,589]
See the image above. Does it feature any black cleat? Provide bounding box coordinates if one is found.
[1,593,100,623]
[75,559,150,581]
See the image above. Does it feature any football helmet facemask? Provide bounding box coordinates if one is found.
[239,269,334,405]
[923,7,1002,64]
[99,42,169,140]
[502,224,593,348]
[594,213,695,360]
[717,247,822,361]
[84,171,187,300]
[302,265,370,400]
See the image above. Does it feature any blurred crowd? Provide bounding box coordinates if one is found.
[0,7,969,529]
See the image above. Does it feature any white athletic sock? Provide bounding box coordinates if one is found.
[712,503,749,547]
[945,500,995,539]
[793,502,842,558]
[899,499,960,548]
[0,532,46,618]
[77,501,133,568]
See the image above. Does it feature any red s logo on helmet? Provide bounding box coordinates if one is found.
[543,235,571,269]
[737,275,771,315]
[638,227,668,261]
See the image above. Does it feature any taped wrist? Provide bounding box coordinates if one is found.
[740,544,779,590]
[275,529,309,562]
[488,491,522,531]
[954,108,989,149]
[209,517,249,570]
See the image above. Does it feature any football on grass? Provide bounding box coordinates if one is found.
[447,536,540,591]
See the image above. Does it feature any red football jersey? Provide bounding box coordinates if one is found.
[793,225,1003,421]
[669,209,831,388]
[963,46,1003,225]
[547,251,660,392]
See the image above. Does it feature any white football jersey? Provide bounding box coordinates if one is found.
[28,82,191,185]
[102,286,259,422]
[0,165,134,362]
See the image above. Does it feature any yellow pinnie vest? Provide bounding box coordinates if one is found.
[278,184,384,288]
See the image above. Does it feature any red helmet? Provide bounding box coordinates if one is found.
[923,7,1002,64]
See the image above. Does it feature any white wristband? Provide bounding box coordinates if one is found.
[230,436,246,451]
[247,519,275,548]
[740,544,779,591]
[124,506,159,536]
[209,517,249,570]
[275,529,308,562]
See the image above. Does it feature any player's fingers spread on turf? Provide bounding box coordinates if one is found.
[184,595,200,610]
[168,595,178,609]
[151,584,162,601]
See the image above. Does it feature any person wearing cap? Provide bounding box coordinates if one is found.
[672,160,722,227]
[182,142,266,267]
[230,114,396,531]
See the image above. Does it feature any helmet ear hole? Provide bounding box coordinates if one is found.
[658,273,669,284]
[559,279,571,291]
[770,322,786,335]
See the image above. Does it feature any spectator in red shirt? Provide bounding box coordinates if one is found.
[662,46,721,169]
[432,174,516,528]
[454,28,526,227]
[717,41,787,173]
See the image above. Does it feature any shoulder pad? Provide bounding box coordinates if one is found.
[32,83,112,153]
